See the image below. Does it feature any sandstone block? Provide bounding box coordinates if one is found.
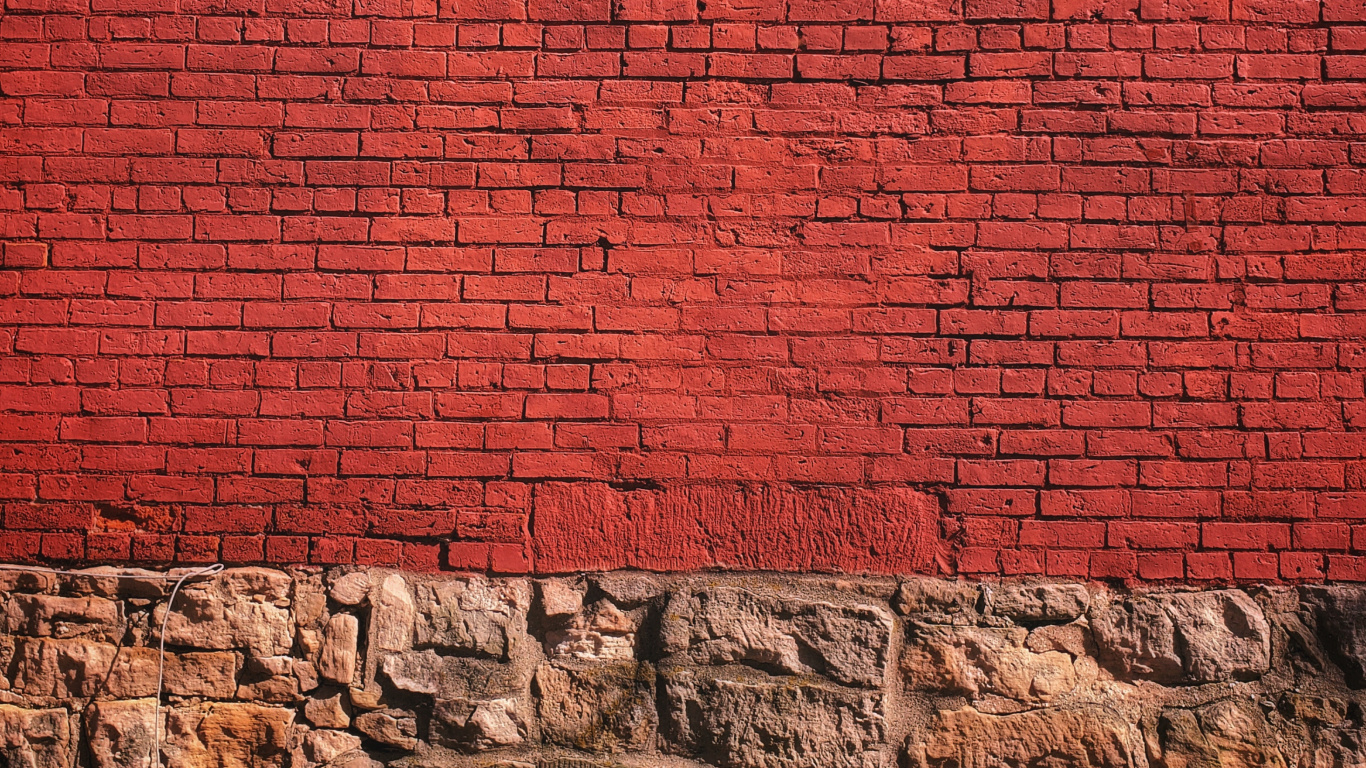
[534,662,655,752]
[431,697,526,751]
[1090,590,1269,683]
[987,584,1089,622]
[0,705,72,768]
[1151,700,1286,768]
[318,615,358,686]
[86,700,155,768]
[368,574,414,656]
[661,667,884,768]
[1304,586,1366,688]
[158,569,294,658]
[302,695,350,730]
[352,710,416,751]
[163,703,293,768]
[328,573,370,607]
[902,623,1079,704]
[661,587,893,688]
[4,594,123,640]
[545,599,637,662]
[380,650,531,700]
[912,706,1139,768]
[413,578,530,660]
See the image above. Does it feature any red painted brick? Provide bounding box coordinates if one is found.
[0,1,1358,584]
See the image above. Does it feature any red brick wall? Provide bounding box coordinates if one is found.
[2,0,1365,581]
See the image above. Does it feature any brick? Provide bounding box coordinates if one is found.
[0,0,1357,584]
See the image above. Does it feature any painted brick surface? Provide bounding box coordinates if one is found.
[1,0,1365,580]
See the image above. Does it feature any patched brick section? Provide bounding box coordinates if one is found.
[3,0,1366,579]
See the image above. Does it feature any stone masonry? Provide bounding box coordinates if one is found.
[2,565,1366,768]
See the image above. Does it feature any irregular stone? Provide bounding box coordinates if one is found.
[661,667,884,768]
[294,660,318,693]
[1162,591,1270,682]
[413,578,530,660]
[1089,595,1180,681]
[896,579,979,620]
[912,706,1138,768]
[0,572,55,595]
[163,703,293,768]
[1090,590,1269,684]
[368,574,413,655]
[431,697,526,752]
[303,695,350,730]
[292,574,328,630]
[159,568,294,657]
[0,704,72,768]
[538,579,585,618]
[1026,623,1090,657]
[4,594,123,639]
[591,573,665,606]
[235,656,299,703]
[661,587,892,688]
[164,652,241,699]
[328,573,369,607]
[13,639,158,699]
[379,651,529,700]
[353,709,417,751]
[86,700,155,768]
[318,615,358,686]
[66,568,166,600]
[545,600,637,662]
[1279,693,1347,727]
[1152,699,1287,768]
[13,639,237,700]
[1304,586,1366,688]
[347,689,382,711]
[902,624,1078,704]
[988,584,1089,622]
[535,662,656,752]
[297,629,321,659]
[305,729,362,764]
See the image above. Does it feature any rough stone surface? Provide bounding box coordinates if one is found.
[1304,586,1366,688]
[1151,700,1286,768]
[0,704,71,768]
[535,662,656,752]
[4,567,1366,768]
[318,615,358,686]
[86,700,155,768]
[902,624,1080,704]
[163,703,293,768]
[913,706,1139,768]
[159,569,294,658]
[302,695,350,731]
[413,579,530,660]
[431,697,527,752]
[661,587,893,688]
[1090,590,1270,683]
[987,584,1089,623]
[661,667,885,768]
[544,598,638,662]
[328,573,370,608]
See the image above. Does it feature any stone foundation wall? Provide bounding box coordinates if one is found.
[3,565,1366,768]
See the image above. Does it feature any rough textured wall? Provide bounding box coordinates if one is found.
[4,0,1366,579]
[4,566,1366,768]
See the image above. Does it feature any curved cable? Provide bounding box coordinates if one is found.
[0,562,226,768]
